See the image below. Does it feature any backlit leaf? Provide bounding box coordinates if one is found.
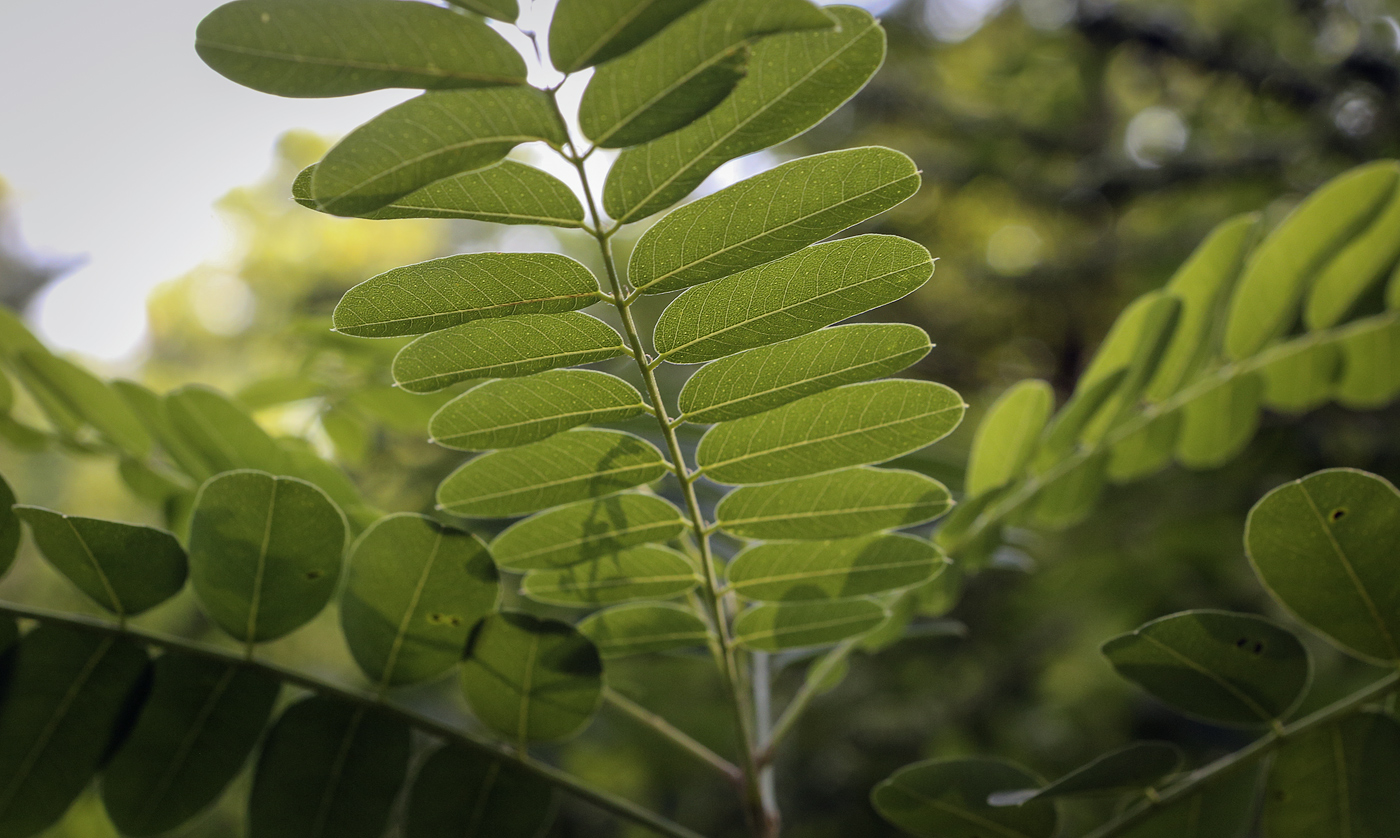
[716,466,951,540]
[13,350,151,456]
[603,6,887,222]
[0,626,148,838]
[987,742,1183,806]
[341,514,498,687]
[164,384,289,476]
[697,380,965,485]
[1261,711,1400,838]
[14,507,186,617]
[632,147,921,294]
[578,602,712,658]
[1033,369,1126,468]
[727,534,946,601]
[1078,293,1181,443]
[965,380,1053,498]
[362,160,584,227]
[248,697,409,838]
[549,0,708,72]
[334,254,599,338]
[393,313,625,393]
[491,493,686,570]
[310,87,567,216]
[461,612,603,744]
[579,0,832,148]
[188,470,348,644]
[1116,765,1262,838]
[655,235,933,364]
[429,370,645,451]
[872,758,1056,838]
[438,429,670,518]
[1175,373,1263,469]
[1031,451,1108,530]
[1306,178,1400,329]
[1245,468,1400,663]
[1107,413,1180,483]
[1334,316,1400,409]
[196,0,526,97]
[1262,341,1340,413]
[1102,610,1311,726]
[733,599,887,650]
[678,324,931,424]
[406,746,554,838]
[520,545,699,606]
[102,655,280,837]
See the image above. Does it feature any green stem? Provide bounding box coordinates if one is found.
[1082,669,1400,838]
[604,687,742,783]
[0,600,704,838]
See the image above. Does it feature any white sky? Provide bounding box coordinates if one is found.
[0,0,901,364]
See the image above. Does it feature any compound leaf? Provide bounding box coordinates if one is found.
[578,602,712,658]
[1306,178,1400,330]
[164,384,289,476]
[1107,413,1181,483]
[1334,316,1400,409]
[1031,451,1108,530]
[429,370,645,451]
[491,493,686,570]
[872,758,1056,838]
[359,160,585,227]
[406,746,554,838]
[1261,711,1400,838]
[334,254,599,338]
[733,598,887,650]
[1261,341,1340,413]
[987,742,1183,806]
[341,514,499,687]
[1175,373,1264,469]
[965,380,1053,498]
[549,0,708,72]
[727,534,947,601]
[1115,765,1262,838]
[716,466,951,540]
[13,350,150,456]
[0,475,18,577]
[520,545,699,607]
[446,0,517,21]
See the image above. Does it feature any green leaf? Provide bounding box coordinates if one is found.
[0,474,20,578]
[406,746,554,838]
[0,617,13,656]
[359,160,585,227]
[1245,468,1400,663]
[341,514,498,687]
[13,350,151,456]
[429,370,645,451]
[1031,451,1108,529]
[655,235,933,364]
[965,380,1053,498]
[678,324,931,424]
[13,507,186,617]
[1334,316,1400,409]
[438,429,669,518]
[334,254,599,339]
[912,561,964,616]
[579,0,832,148]
[987,742,1183,806]
[1261,711,1400,838]
[164,384,289,476]
[603,5,887,223]
[549,0,708,72]
[520,545,699,607]
[1146,213,1259,400]
[1390,260,1400,309]
[1033,369,1127,468]
[1101,609,1311,727]
[578,602,712,658]
[188,470,348,644]
[310,87,567,216]
[1262,341,1341,413]
[447,0,517,21]
[1078,293,1181,443]
[872,758,1056,838]
[1306,178,1400,329]
[0,626,148,838]
[461,612,603,744]
[195,0,526,97]
[1107,412,1180,483]
[248,697,409,838]
[727,534,946,601]
[716,466,951,540]
[733,599,887,650]
[1225,161,1399,360]
[392,313,625,394]
[1116,764,1262,838]
[697,380,965,485]
[491,493,686,570]
[1174,373,1264,469]
[101,655,280,837]
[631,147,920,295]
[112,381,214,481]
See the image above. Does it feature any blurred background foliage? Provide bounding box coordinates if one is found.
[4,0,1400,835]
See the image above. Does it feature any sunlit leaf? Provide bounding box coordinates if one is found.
[429,370,645,451]
[733,599,887,650]
[1262,341,1340,413]
[196,0,526,97]
[334,254,599,338]
[1246,468,1400,663]
[1077,293,1181,443]
[393,313,625,393]
[461,612,603,744]
[188,470,348,644]
[446,0,517,21]
[406,746,554,838]
[438,429,670,518]
[965,380,1053,498]
[549,0,708,72]
[1102,610,1311,726]
[1031,451,1108,529]
[360,160,585,227]
[1116,765,1262,838]
[1334,316,1400,409]
[1175,373,1263,469]
[987,742,1183,806]
[580,0,832,148]
[113,381,214,481]
[102,655,280,837]
[716,466,951,540]
[520,545,699,606]
[872,758,1056,838]
[1033,369,1126,468]
[1306,179,1400,329]
[14,507,186,617]
[310,87,567,216]
[603,6,886,222]
[697,380,964,485]
[1107,413,1180,483]
[1261,711,1400,838]
[679,324,931,424]
[341,514,498,687]
[578,602,712,658]
[655,235,933,364]
[0,626,148,838]
[248,697,409,838]
[727,534,946,601]
[164,384,289,476]
[491,493,686,570]
[13,350,151,456]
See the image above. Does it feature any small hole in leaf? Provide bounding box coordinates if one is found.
[1236,638,1248,649]
[1331,508,1347,522]
[428,613,462,627]
[1253,641,1264,654]
[304,570,323,580]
